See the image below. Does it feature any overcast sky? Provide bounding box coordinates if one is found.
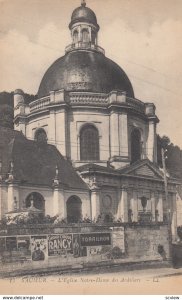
[0,0,182,147]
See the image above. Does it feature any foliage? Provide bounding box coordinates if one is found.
[0,91,37,107]
[0,92,14,106]
[157,135,170,167]
[0,104,14,128]
[0,91,36,129]
[3,213,58,226]
[107,246,124,259]
[157,134,182,179]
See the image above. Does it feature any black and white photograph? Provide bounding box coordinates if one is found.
[0,0,182,297]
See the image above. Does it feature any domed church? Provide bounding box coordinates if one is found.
[1,1,181,240]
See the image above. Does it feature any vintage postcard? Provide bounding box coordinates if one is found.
[0,0,182,296]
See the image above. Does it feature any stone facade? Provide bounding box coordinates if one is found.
[14,90,158,169]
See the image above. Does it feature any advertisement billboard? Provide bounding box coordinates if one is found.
[80,233,111,247]
[48,234,72,256]
[31,236,47,261]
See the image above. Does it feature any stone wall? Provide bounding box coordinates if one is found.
[0,224,170,277]
[125,225,170,260]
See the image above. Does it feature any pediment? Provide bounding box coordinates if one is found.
[134,165,160,178]
[121,160,164,179]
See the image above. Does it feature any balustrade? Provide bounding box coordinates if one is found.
[29,97,50,112]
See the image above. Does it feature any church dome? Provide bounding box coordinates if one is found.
[69,3,99,30]
[38,50,134,98]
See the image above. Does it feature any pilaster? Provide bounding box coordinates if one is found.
[110,110,119,158]
[118,187,128,223]
[90,181,100,221]
[7,183,19,212]
[119,113,129,158]
[151,191,156,222]
[130,190,138,222]
[147,120,157,162]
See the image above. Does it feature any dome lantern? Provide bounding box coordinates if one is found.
[66,1,102,54]
[81,0,86,7]
[38,1,134,99]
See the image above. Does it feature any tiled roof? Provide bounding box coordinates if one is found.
[0,126,88,190]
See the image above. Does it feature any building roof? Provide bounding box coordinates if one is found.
[76,159,180,184]
[0,127,88,190]
[69,3,99,29]
[76,163,117,174]
[38,50,134,98]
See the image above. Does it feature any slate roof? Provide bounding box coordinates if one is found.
[69,3,99,29]
[0,126,88,190]
[38,50,134,98]
[76,160,180,183]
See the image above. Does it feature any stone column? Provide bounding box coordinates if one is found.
[130,190,138,222]
[151,191,156,222]
[78,26,81,42]
[90,186,100,222]
[156,192,163,222]
[88,26,92,42]
[53,187,65,218]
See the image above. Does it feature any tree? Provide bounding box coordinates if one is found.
[0,104,14,128]
[157,134,182,180]
[0,91,37,129]
[157,135,170,168]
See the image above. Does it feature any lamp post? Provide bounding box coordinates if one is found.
[161,147,172,263]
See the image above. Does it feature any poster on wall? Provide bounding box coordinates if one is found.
[48,234,72,256]
[73,234,87,257]
[72,234,80,258]
[17,236,31,259]
[112,227,125,252]
[87,246,102,256]
[80,232,111,247]
[31,236,47,261]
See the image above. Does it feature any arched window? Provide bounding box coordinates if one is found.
[67,196,82,223]
[25,192,45,211]
[73,30,78,43]
[131,128,141,163]
[80,125,100,161]
[82,29,89,43]
[35,128,47,144]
